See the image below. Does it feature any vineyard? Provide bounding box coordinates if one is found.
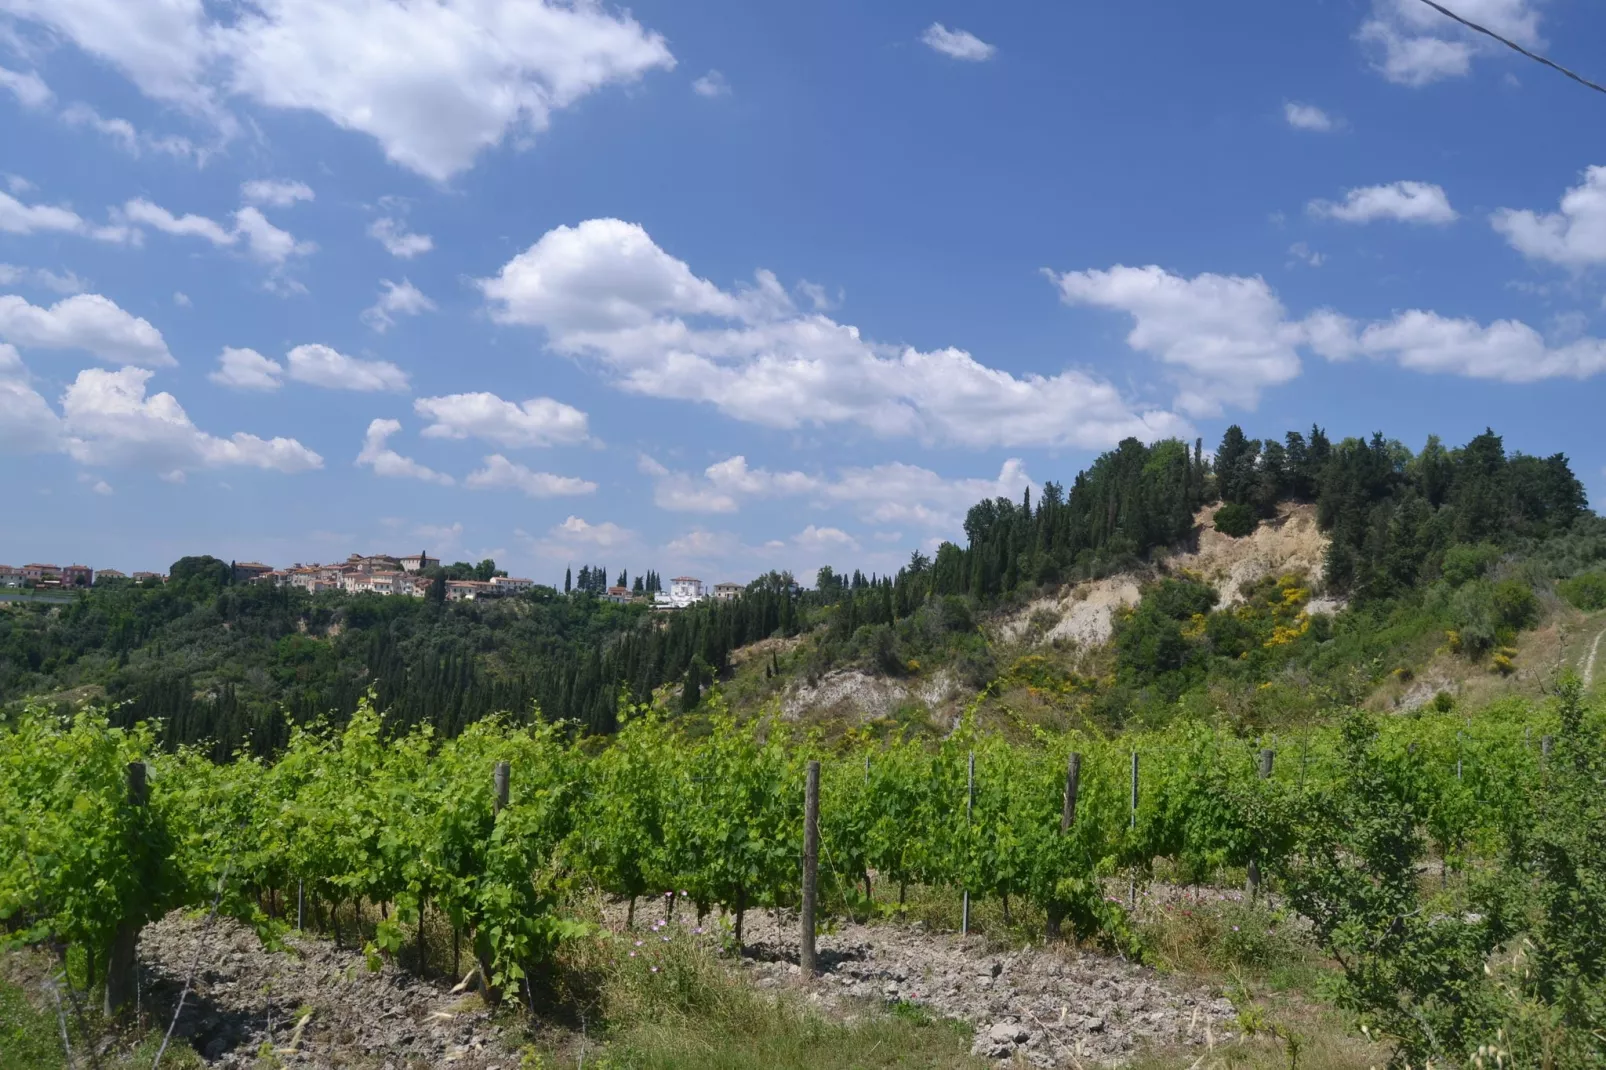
[5,682,1601,1066]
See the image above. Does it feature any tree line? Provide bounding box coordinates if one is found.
[2,425,1597,753]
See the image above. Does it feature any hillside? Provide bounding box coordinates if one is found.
[4,423,1604,750]
[734,492,1606,734]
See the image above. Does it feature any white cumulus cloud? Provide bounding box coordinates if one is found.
[0,65,52,108]
[59,366,322,473]
[241,179,314,206]
[920,23,995,61]
[60,103,202,160]
[1283,101,1335,132]
[477,218,1186,449]
[285,343,409,391]
[1307,181,1458,224]
[692,70,729,97]
[1052,263,1606,396]
[0,264,88,294]
[233,206,315,264]
[415,391,589,447]
[1,0,676,181]
[356,417,453,484]
[1358,0,1541,86]
[0,189,131,242]
[368,217,433,258]
[1049,265,1314,418]
[361,279,436,332]
[643,453,1032,536]
[120,198,315,264]
[209,346,284,391]
[1326,310,1606,382]
[1287,242,1325,268]
[662,529,741,561]
[465,454,597,498]
[122,198,235,245]
[552,515,633,547]
[1491,165,1606,268]
[0,344,65,453]
[515,514,637,563]
[794,525,859,553]
[0,292,174,366]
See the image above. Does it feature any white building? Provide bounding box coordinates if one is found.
[654,576,705,609]
[398,552,440,573]
[490,576,534,595]
[712,582,742,602]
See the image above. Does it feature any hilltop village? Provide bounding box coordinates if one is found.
[0,553,747,608]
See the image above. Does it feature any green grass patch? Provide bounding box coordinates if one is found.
[0,961,207,1070]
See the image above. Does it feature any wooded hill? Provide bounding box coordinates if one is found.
[3,425,1602,752]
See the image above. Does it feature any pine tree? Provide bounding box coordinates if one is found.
[564,567,572,595]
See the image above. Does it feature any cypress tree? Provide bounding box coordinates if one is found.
[680,660,701,712]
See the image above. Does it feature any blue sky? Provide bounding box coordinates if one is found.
[3,0,1605,584]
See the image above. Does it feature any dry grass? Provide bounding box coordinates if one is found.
[515,929,988,1069]
[1129,1001,1383,1070]
[1366,606,1606,714]
[1128,895,1387,1070]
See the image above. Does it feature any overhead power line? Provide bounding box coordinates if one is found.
[1412,0,1606,97]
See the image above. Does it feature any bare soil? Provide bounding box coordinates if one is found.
[606,900,1240,1066]
[136,912,517,1068]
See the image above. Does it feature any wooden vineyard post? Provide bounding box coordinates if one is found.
[494,760,510,814]
[1062,752,1082,833]
[1128,751,1138,909]
[1248,748,1273,900]
[1047,752,1082,939]
[477,760,511,1005]
[863,756,873,902]
[962,751,974,936]
[801,761,820,978]
[105,761,146,1016]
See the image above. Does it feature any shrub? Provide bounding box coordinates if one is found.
[1440,542,1502,587]
[1558,571,1606,612]
[1214,502,1258,538]
[1449,581,1498,657]
[1492,579,1539,632]
[935,595,973,633]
